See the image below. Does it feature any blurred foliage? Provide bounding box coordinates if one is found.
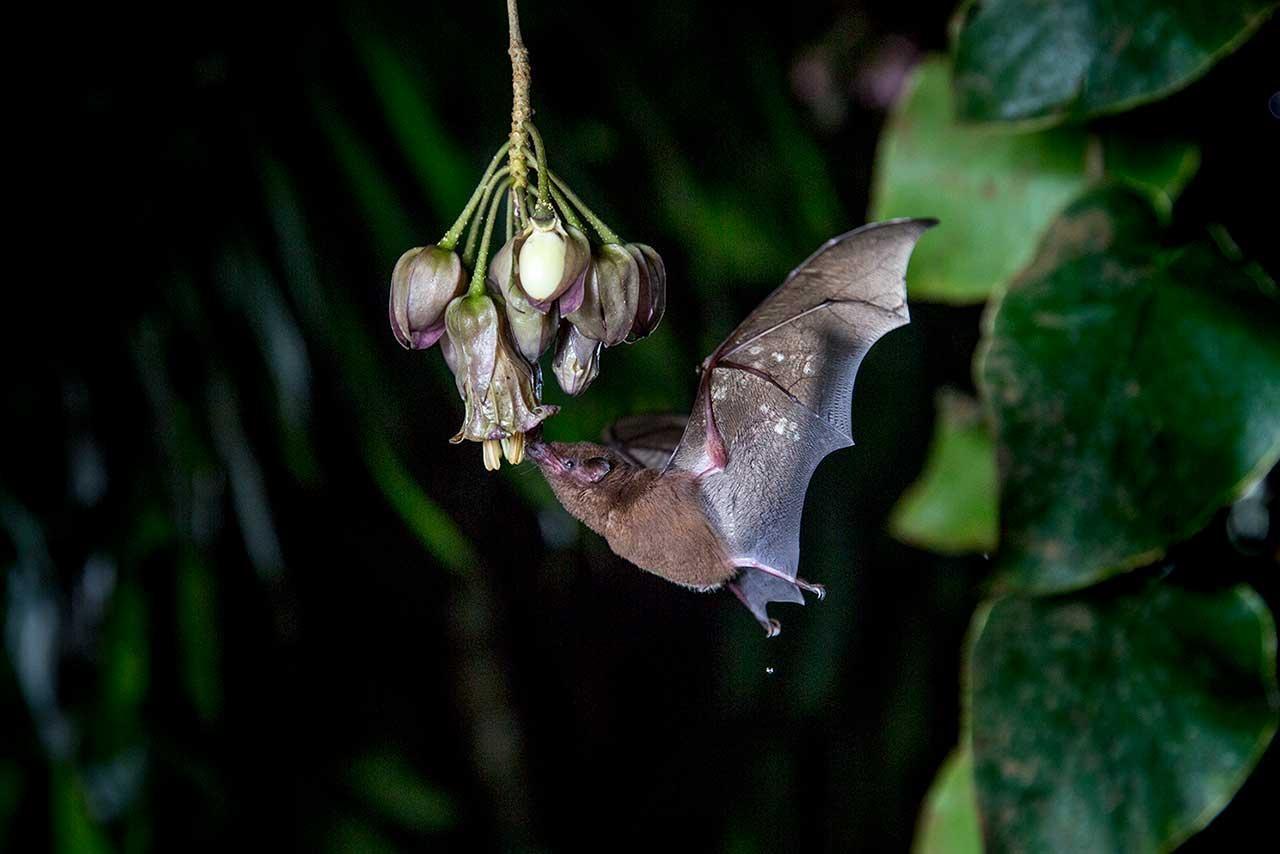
[5,0,1279,852]
[951,0,1279,124]
[890,390,997,555]
[913,748,982,854]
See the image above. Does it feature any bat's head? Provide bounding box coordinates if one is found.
[526,438,633,534]
[525,439,620,486]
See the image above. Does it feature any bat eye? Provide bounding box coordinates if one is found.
[562,459,576,470]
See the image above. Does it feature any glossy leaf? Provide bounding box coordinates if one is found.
[890,390,998,555]
[952,0,1279,124]
[968,584,1279,853]
[873,57,1091,303]
[982,188,1280,593]
[873,57,1199,304]
[913,748,984,854]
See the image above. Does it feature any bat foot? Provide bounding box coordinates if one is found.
[728,579,783,637]
[734,559,826,602]
[795,578,826,600]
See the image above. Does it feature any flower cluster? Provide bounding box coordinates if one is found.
[389,124,666,470]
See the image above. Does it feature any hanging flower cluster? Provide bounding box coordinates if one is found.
[389,123,666,471]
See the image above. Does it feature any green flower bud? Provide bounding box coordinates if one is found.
[445,293,557,445]
[626,243,667,341]
[490,235,560,362]
[512,213,590,312]
[552,323,603,397]
[389,245,467,349]
[565,244,640,347]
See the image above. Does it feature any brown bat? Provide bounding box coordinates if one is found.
[527,219,935,635]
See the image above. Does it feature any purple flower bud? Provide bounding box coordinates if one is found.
[565,244,640,347]
[552,323,603,397]
[626,243,666,341]
[490,235,560,362]
[389,245,467,349]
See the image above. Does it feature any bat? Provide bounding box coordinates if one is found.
[526,219,935,635]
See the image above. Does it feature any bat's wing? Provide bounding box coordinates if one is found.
[602,414,688,469]
[667,219,935,633]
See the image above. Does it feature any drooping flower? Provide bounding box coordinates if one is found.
[389,245,467,349]
[444,292,558,456]
[565,243,640,346]
[551,323,603,397]
[489,235,559,362]
[626,243,667,341]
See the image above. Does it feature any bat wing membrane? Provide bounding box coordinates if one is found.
[602,413,688,469]
[668,219,935,626]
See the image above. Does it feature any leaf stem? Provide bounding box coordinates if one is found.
[438,141,510,250]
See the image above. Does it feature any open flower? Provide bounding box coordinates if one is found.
[444,292,558,459]
[511,212,590,313]
[389,245,467,349]
[552,323,603,397]
[565,243,640,346]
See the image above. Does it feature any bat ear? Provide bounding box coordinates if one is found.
[583,457,613,483]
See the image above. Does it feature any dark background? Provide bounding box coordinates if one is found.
[5,1,1278,851]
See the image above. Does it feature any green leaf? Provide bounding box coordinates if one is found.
[872,57,1091,304]
[967,584,1279,853]
[913,748,984,854]
[890,390,998,555]
[177,555,222,724]
[872,58,1199,304]
[310,91,415,260]
[364,437,479,580]
[351,29,473,222]
[348,751,455,833]
[981,187,1280,593]
[51,765,111,854]
[1101,135,1200,219]
[952,0,1279,125]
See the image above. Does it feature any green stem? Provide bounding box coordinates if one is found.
[463,165,511,268]
[548,171,621,244]
[547,182,583,231]
[438,142,510,251]
[524,121,552,210]
[504,188,514,242]
[469,177,513,295]
[507,0,531,226]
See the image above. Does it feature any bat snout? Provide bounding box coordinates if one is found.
[525,438,562,471]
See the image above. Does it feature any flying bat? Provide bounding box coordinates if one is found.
[527,219,935,635]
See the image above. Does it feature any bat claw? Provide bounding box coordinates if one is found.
[765,618,782,638]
